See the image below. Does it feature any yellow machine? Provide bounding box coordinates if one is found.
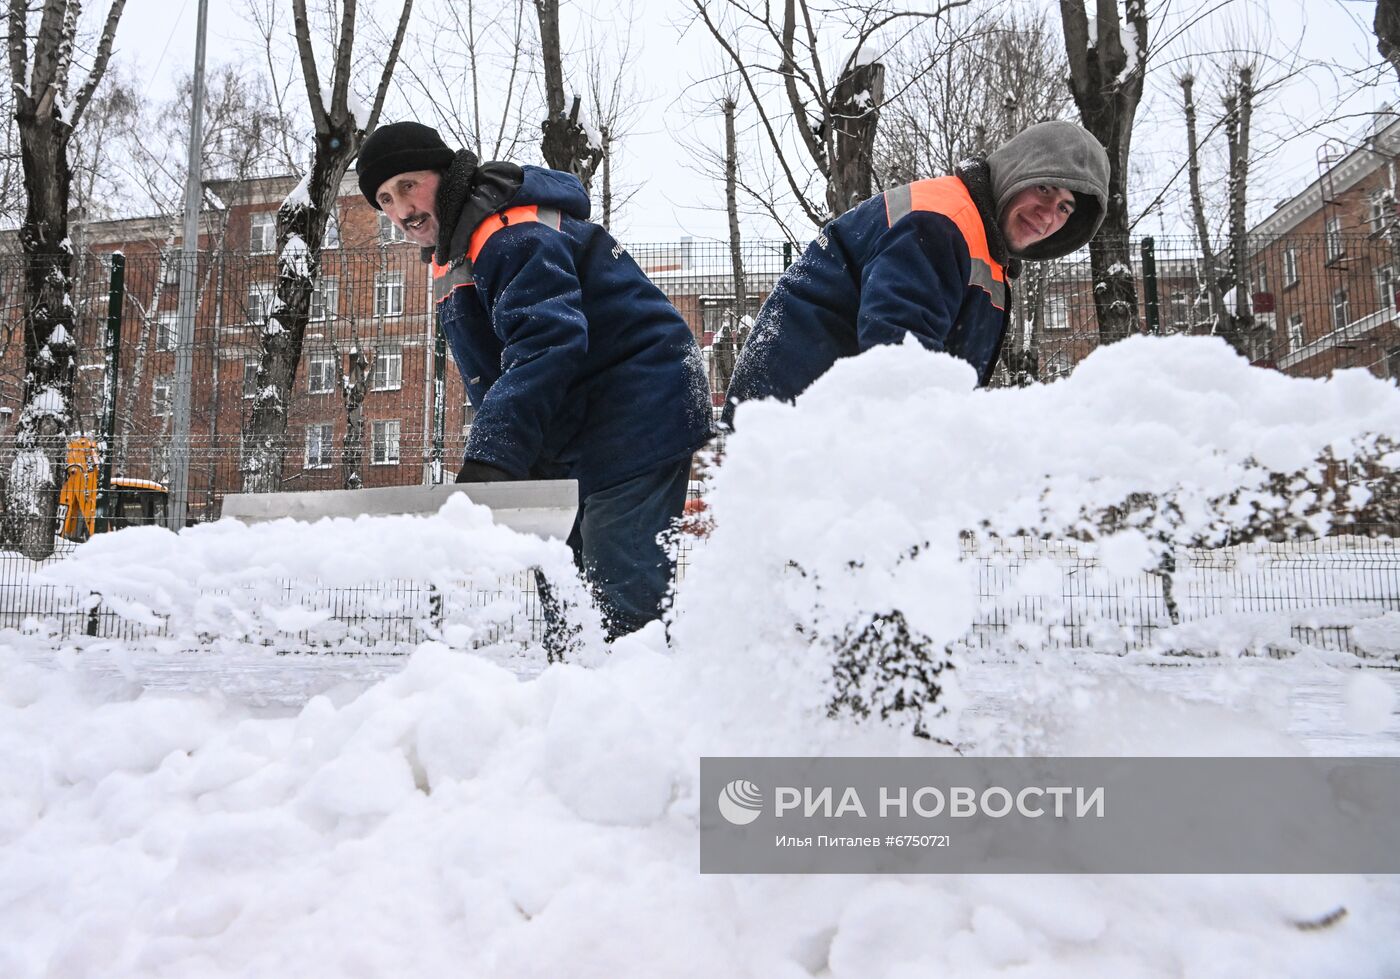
[57,437,168,541]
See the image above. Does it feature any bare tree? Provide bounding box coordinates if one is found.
[1179,62,1263,358]
[3,0,126,559]
[689,0,967,226]
[536,0,602,190]
[391,0,536,162]
[875,7,1070,185]
[241,0,413,494]
[1060,0,1148,345]
[581,5,644,228]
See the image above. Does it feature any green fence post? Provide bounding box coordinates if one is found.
[1141,237,1161,335]
[783,241,793,268]
[431,319,447,484]
[96,253,125,534]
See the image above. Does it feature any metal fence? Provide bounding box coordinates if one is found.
[0,233,1396,650]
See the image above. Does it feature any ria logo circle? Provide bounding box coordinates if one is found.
[718,779,763,825]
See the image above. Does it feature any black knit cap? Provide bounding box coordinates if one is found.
[356,122,455,209]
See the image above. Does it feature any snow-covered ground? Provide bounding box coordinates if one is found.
[3,337,1400,977]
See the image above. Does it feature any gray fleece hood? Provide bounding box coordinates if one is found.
[988,120,1110,260]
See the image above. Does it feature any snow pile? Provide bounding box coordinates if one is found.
[37,495,597,651]
[3,336,1400,975]
[1,638,1397,977]
[675,336,1400,737]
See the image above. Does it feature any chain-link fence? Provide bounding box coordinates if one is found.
[0,233,1396,649]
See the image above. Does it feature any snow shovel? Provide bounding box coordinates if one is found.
[219,479,579,541]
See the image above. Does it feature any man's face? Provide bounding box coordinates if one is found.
[1000,184,1076,253]
[376,169,442,246]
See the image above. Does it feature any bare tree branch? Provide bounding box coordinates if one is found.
[70,0,128,131]
[292,0,326,126]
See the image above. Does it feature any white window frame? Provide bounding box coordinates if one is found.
[1372,261,1394,312]
[1325,216,1344,263]
[370,344,403,391]
[156,311,179,351]
[1287,313,1304,353]
[242,357,259,399]
[1042,295,1069,332]
[1332,287,1350,331]
[1283,247,1298,287]
[1370,190,1389,234]
[323,209,341,250]
[250,212,276,254]
[307,352,336,395]
[246,281,275,324]
[152,375,172,416]
[304,422,334,469]
[375,272,404,317]
[310,276,339,322]
[371,419,401,466]
[462,400,477,435]
[379,212,407,243]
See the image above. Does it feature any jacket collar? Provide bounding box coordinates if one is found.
[423,150,524,266]
[953,158,1020,280]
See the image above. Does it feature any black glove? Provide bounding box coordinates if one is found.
[455,458,514,483]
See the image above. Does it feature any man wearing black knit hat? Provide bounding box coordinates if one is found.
[356,122,713,641]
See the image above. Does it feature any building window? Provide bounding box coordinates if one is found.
[371,344,403,390]
[307,352,335,394]
[1370,190,1389,234]
[1325,216,1344,263]
[379,212,407,243]
[1041,349,1071,380]
[1288,313,1304,353]
[1283,247,1298,287]
[246,281,275,324]
[152,375,172,416]
[462,401,477,434]
[310,276,339,321]
[157,312,179,351]
[371,419,401,465]
[375,272,404,317]
[1042,295,1069,332]
[1251,266,1268,296]
[1168,290,1190,332]
[304,423,333,469]
[1331,288,1350,331]
[243,357,259,399]
[323,209,341,250]
[250,212,276,254]
[1378,265,1398,313]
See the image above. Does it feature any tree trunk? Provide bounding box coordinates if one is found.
[1224,66,1254,356]
[600,126,611,230]
[825,61,885,218]
[535,0,601,190]
[241,147,349,493]
[1060,0,1147,345]
[340,346,370,490]
[724,98,747,364]
[1377,0,1400,86]
[1180,74,1226,339]
[7,104,76,559]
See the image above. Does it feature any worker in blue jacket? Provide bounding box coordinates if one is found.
[356,122,713,640]
[723,121,1111,424]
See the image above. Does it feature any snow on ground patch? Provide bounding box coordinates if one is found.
[4,336,1400,975]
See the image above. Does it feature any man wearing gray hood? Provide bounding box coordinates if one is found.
[723,121,1111,424]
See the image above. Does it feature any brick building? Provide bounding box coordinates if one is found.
[0,173,773,520]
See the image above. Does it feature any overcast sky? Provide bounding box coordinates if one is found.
[105,0,1395,244]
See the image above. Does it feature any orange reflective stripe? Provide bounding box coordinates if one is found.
[467,204,563,263]
[432,205,566,306]
[885,176,1007,308]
